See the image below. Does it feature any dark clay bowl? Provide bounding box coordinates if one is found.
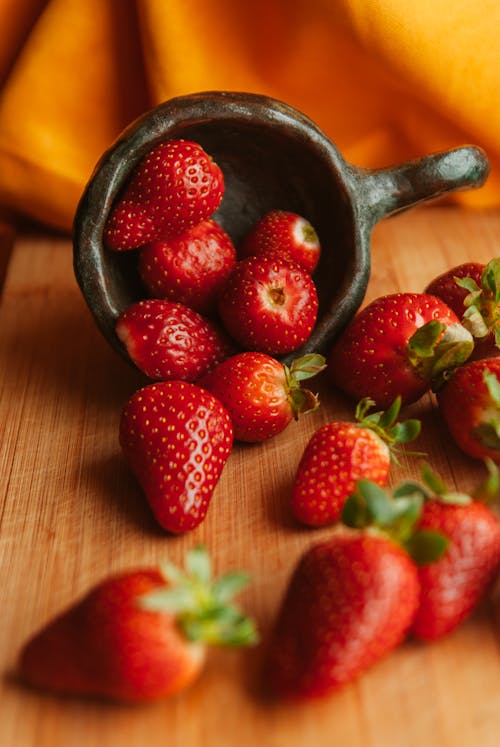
[73,91,490,369]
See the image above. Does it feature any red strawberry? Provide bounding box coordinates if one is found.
[266,479,446,699]
[240,210,321,273]
[265,528,420,699]
[19,547,258,701]
[425,258,500,355]
[437,357,500,461]
[104,140,224,251]
[291,396,421,526]
[199,352,326,442]
[425,261,484,318]
[217,254,319,355]
[119,381,233,532]
[116,299,234,381]
[328,292,474,408]
[139,219,236,315]
[405,465,500,641]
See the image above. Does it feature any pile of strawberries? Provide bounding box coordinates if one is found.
[17,139,500,703]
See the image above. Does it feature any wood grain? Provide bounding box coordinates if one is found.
[1,207,500,747]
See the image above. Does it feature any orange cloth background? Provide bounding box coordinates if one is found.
[0,0,499,232]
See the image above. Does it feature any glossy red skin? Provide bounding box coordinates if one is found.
[328,292,460,408]
[218,254,319,355]
[425,262,484,318]
[240,210,321,274]
[19,570,205,701]
[139,219,236,315]
[412,499,500,641]
[199,352,292,442]
[266,532,420,699]
[116,299,234,381]
[437,358,500,461]
[104,140,224,251]
[291,423,390,526]
[426,262,500,359]
[120,381,234,532]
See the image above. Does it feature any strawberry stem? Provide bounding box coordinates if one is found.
[354,396,422,458]
[342,479,448,564]
[406,320,474,389]
[138,546,259,647]
[473,458,500,503]
[459,258,500,347]
[284,353,326,419]
[472,371,500,451]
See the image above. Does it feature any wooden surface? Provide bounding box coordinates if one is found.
[1,206,500,746]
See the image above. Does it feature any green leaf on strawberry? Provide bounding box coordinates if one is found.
[285,353,326,417]
[457,258,500,346]
[473,458,500,503]
[140,546,258,647]
[405,529,449,565]
[355,396,421,450]
[341,479,448,563]
[406,319,474,390]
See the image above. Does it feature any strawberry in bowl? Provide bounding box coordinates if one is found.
[73,92,489,375]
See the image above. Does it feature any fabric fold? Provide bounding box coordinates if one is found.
[0,0,498,232]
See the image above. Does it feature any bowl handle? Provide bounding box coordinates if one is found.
[347,145,490,228]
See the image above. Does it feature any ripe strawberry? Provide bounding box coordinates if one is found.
[425,261,484,318]
[104,140,224,251]
[217,254,319,355]
[119,381,233,532]
[266,478,452,699]
[265,529,420,699]
[19,546,258,701]
[425,258,500,355]
[139,219,236,315]
[240,210,321,273]
[199,352,326,442]
[291,396,421,526]
[328,292,474,408]
[404,464,500,641]
[437,357,500,461]
[116,299,234,381]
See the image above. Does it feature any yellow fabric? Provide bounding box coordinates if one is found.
[0,0,499,231]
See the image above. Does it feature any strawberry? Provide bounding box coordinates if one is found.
[425,261,485,318]
[437,357,500,461]
[397,464,500,641]
[18,546,258,701]
[265,530,420,699]
[199,352,326,443]
[104,140,224,251]
[239,210,321,273]
[291,396,421,526]
[119,381,234,532]
[328,292,474,408]
[115,299,234,381]
[139,219,237,315]
[425,258,500,355]
[217,254,319,355]
[266,479,450,698]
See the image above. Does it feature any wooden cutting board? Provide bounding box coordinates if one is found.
[1,206,500,747]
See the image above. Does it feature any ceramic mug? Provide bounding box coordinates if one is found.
[73,90,490,369]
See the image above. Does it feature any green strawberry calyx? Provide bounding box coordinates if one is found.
[473,371,500,451]
[457,258,500,347]
[417,458,499,505]
[341,479,448,564]
[355,396,421,459]
[138,546,259,647]
[284,353,327,419]
[407,320,474,390]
